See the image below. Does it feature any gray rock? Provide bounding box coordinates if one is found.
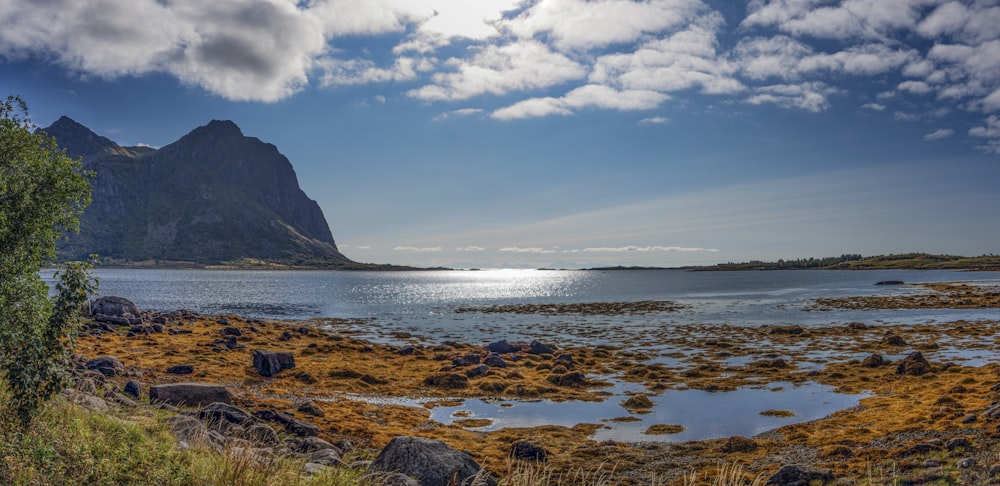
[382,473,420,486]
[896,351,931,376]
[484,354,507,368]
[252,349,295,377]
[85,356,124,377]
[947,437,971,451]
[164,415,211,448]
[528,341,554,355]
[198,402,255,425]
[61,388,109,412]
[308,448,343,466]
[465,365,489,378]
[149,382,232,406]
[123,380,143,398]
[958,457,976,469]
[369,436,496,486]
[243,424,280,445]
[766,464,833,486]
[104,391,138,407]
[91,296,140,319]
[294,437,341,454]
[486,340,520,354]
[297,400,326,417]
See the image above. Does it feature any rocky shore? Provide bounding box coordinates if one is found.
[64,282,1000,484]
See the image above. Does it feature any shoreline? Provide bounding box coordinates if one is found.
[71,281,1000,483]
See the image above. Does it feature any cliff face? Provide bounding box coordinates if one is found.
[43,118,349,265]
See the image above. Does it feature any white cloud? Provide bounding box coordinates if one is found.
[407,41,587,101]
[742,0,929,41]
[898,80,932,95]
[894,111,921,121]
[590,13,744,95]
[923,128,954,140]
[746,82,838,112]
[970,115,1000,138]
[734,36,916,81]
[456,246,486,251]
[499,247,556,253]
[861,103,886,111]
[318,57,431,87]
[433,108,485,121]
[394,246,443,252]
[501,0,707,51]
[491,84,668,119]
[639,116,669,124]
[492,97,573,120]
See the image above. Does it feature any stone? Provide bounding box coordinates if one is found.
[217,317,231,325]
[243,424,279,445]
[548,372,586,387]
[293,436,341,454]
[368,436,496,486]
[61,388,109,412]
[509,441,548,462]
[875,280,905,285]
[554,354,574,367]
[896,351,931,376]
[149,382,232,406]
[881,334,907,346]
[85,355,124,377]
[465,365,489,378]
[104,391,138,407]
[166,365,194,375]
[164,415,211,448]
[252,349,295,377]
[91,296,140,319]
[382,473,420,486]
[221,327,242,336]
[199,402,255,425]
[486,340,520,354]
[297,400,326,417]
[947,437,971,451]
[397,346,416,356]
[860,353,887,368]
[766,464,833,485]
[958,457,976,468]
[847,322,868,330]
[123,380,143,398]
[308,449,344,466]
[484,354,508,368]
[770,325,804,335]
[528,341,554,355]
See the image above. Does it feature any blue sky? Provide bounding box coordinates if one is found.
[2,0,1000,269]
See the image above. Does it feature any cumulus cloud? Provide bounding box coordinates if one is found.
[590,13,744,95]
[898,80,933,95]
[742,0,929,41]
[407,41,587,101]
[318,57,432,87]
[970,115,1000,153]
[501,0,707,51]
[923,128,954,140]
[734,36,916,81]
[394,246,443,252]
[861,103,886,111]
[746,82,838,112]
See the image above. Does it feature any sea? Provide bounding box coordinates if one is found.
[44,268,1000,441]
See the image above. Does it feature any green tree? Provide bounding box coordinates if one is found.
[0,95,92,425]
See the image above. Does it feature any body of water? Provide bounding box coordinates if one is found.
[48,268,1000,442]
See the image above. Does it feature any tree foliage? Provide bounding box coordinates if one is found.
[0,95,93,425]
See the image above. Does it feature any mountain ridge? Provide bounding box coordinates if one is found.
[43,117,356,267]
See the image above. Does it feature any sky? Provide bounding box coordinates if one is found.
[2,0,1000,269]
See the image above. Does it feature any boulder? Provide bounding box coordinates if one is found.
[881,334,907,346]
[528,341,554,355]
[254,409,319,437]
[766,464,833,485]
[297,400,326,417]
[860,353,887,368]
[85,356,125,377]
[484,354,508,368]
[368,436,496,486]
[123,380,143,398]
[61,388,109,413]
[149,382,232,406]
[896,351,931,376]
[91,296,140,319]
[198,402,255,425]
[486,340,520,354]
[243,424,280,445]
[252,350,296,377]
[164,415,212,448]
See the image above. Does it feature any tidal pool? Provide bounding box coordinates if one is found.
[402,381,866,443]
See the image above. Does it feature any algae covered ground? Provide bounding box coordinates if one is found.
[65,281,1000,484]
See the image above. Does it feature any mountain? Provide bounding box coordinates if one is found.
[42,117,353,266]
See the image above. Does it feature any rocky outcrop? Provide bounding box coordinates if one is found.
[252,350,296,377]
[44,117,353,266]
[368,436,496,486]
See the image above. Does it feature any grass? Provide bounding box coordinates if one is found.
[0,383,373,486]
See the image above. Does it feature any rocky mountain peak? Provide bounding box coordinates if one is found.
[40,116,140,164]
